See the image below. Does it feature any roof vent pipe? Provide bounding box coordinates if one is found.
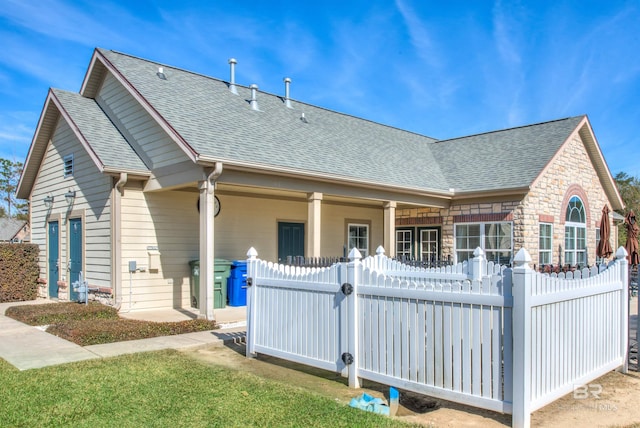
[228,58,238,95]
[283,77,293,108]
[249,84,259,111]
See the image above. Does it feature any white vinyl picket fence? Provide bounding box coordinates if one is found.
[245,246,629,428]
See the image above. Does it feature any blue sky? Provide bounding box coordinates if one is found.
[1,0,639,177]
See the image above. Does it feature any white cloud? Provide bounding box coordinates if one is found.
[395,0,441,68]
[0,120,34,162]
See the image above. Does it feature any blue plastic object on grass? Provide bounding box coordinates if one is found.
[349,392,390,416]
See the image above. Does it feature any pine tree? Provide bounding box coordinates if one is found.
[614,171,640,245]
[0,159,25,218]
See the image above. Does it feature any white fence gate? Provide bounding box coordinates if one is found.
[245,246,629,428]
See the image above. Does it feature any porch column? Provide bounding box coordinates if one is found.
[307,192,322,258]
[383,201,397,258]
[198,164,222,321]
[111,173,127,309]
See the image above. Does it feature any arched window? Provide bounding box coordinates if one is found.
[564,196,587,265]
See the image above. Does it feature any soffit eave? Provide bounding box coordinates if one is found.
[200,157,455,202]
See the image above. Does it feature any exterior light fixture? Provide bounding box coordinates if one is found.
[44,195,54,209]
[65,190,76,206]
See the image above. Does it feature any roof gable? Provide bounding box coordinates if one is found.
[95,49,451,194]
[17,89,149,199]
[431,117,586,194]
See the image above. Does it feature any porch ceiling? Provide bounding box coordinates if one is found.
[175,182,443,209]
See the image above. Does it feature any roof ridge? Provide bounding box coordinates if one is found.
[435,115,585,143]
[100,48,438,142]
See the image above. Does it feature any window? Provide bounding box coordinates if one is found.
[420,229,439,261]
[348,223,369,257]
[63,154,74,178]
[455,222,512,264]
[539,223,553,265]
[564,196,587,266]
[396,229,412,260]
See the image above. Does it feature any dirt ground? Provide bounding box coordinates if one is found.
[184,342,640,427]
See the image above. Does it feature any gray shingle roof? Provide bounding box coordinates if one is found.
[430,116,586,193]
[98,49,450,193]
[0,218,26,241]
[94,49,586,195]
[52,89,149,174]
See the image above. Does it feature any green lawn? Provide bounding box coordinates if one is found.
[0,350,416,427]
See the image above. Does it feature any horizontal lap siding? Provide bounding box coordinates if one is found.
[213,194,307,261]
[121,189,199,310]
[322,204,383,256]
[96,72,189,169]
[31,119,112,288]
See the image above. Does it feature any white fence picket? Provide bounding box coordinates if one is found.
[246,245,629,428]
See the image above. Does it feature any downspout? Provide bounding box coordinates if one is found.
[113,173,127,310]
[207,163,223,190]
[200,163,222,320]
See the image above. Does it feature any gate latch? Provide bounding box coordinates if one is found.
[341,352,354,365]
[246,277,253,287]
[341,282,353,295]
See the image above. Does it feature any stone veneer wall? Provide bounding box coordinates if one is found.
[396,132,616,265]
[396,201,521,260]
[521,132,613,265]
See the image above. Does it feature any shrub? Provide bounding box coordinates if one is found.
[5,301,217,346]
[5,302,118,325]
[0,244,39,302]
[48,318,217,346]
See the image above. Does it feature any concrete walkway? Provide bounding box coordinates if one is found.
[0,300,246,371]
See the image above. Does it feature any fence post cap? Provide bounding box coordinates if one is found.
[615,246,628,260]
[376,245,385,256]
[247,247,258,259]
[513,248,532,268]
[473,247,485,258]
[348,247,362,261]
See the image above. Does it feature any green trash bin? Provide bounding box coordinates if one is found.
[189,259,231,309]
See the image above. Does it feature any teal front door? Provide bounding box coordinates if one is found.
[48,221,59,298]
[69,218,82,301]
[278,222,305,262]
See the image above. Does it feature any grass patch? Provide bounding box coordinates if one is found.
[0,351,415,427]
[5,302,216,346]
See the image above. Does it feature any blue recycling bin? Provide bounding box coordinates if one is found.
[227,260,248,306]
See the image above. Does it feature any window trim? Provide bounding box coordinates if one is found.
[564,196,587,266]
[419,227,440,262]
[539,222,553,265]
[454,221,513,264]
[395,228,413,260]
[347,222,370,257]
